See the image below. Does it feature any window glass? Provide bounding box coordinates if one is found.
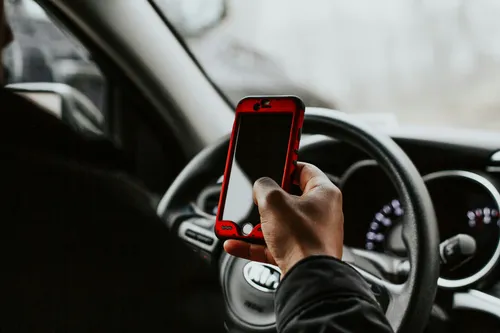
[156,0,500,131]
[4,0,107,115]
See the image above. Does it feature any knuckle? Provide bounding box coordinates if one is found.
[264,188,286,206]
[254,177,272,188]
[325,184,342,199]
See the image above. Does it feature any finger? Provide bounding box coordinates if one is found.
[252,177,287,210]
[224,240,276,265]
[296,162,334,194]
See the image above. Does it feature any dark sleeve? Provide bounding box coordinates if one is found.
[0,89,226,332]
[93,171,228,333]
[0,151,227,333]
[275,256,394,333]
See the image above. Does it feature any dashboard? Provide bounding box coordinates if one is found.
[295,133,500,293]
[162,125,500,330]
[190,132,500,293]
[340,160,500,288]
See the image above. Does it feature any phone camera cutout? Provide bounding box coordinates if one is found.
[242,223,253,236]
[253,103,260,111]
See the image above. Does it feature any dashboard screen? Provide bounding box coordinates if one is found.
[222,113,293,232]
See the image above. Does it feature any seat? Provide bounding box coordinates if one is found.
[0,89,224,332]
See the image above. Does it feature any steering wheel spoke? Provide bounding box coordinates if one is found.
[346,247,410,280]
[177,216,219,264]
[353,264,406,313]
[344,246,407,318]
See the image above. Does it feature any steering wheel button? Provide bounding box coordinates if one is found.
[196,234,214,245]
[185,229,197,239]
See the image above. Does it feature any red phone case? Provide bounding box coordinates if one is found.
[215,96,305,243]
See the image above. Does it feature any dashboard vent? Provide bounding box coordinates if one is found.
[487,151,500,173]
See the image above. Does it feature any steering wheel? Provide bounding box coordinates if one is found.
[157,108,440,333]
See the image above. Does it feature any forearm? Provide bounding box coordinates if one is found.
[275,256,394,333]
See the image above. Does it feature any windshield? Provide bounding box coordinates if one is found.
[155,0,500,131]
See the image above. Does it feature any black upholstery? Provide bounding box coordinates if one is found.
[0,89,224,332]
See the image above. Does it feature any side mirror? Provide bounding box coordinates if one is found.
[6,82,105,136]
[50,59,106,112]
[156,0,227,37]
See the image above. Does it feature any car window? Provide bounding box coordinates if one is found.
[156,0,500,131]
[4,0,107,116]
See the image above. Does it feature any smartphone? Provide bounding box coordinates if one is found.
[215,96,305,243]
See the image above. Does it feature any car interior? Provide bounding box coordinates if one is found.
[4,1,500,332]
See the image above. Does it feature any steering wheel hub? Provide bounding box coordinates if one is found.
[221,255,277,331]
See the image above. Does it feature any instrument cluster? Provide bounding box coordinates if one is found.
[341,161,500,288]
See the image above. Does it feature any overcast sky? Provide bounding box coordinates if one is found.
[168,0,500,130]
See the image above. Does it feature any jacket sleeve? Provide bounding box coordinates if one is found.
[275,256,394,333]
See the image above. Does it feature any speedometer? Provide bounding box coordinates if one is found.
[367,201,499,253]
[466,207,500,228]
[425,171,500,286]
[366,170,500,289]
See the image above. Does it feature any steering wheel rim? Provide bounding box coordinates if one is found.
[157,107,440,333]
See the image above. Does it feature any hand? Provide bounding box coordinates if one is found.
[224,162,344,277]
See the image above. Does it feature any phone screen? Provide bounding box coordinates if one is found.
[222,113,293,234]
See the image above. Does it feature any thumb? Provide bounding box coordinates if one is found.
[253,177,288,213]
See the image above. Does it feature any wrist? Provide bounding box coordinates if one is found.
[279,248,342,277]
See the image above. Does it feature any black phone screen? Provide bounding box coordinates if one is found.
[222,113,293,234]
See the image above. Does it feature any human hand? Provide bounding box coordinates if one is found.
[224,162,344,277]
